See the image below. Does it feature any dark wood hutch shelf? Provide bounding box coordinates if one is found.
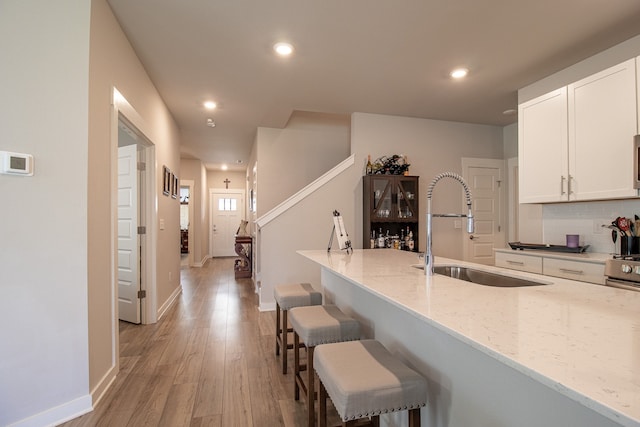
[363,175,419,251]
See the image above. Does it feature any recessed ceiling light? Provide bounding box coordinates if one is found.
[204,101,217,110]
[450,68,469,79]
[273,42,294,57]
[221,164,228,171]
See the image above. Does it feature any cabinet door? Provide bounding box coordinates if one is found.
[396,177,418,219]
[518,88,569,203]
[568,58,638,200]
[371,176,393,219]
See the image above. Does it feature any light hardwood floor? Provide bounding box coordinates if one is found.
[61,257,338,426]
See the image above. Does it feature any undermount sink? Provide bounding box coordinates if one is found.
[415,265,549,287]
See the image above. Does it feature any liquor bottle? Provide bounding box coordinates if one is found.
[405,226,411,248]
[366,155,373,175]
[400,229,405,250]
[408,230,414,251]
[377,228,385,249]
[385,229,390,248]
[370,230,376,249]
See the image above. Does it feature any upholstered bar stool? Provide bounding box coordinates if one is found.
[289,304,361,427]
[274,283,322,374]
[314,339,428,427]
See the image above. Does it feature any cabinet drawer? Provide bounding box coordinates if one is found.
[542,258,604,284]
[495,252,543,274]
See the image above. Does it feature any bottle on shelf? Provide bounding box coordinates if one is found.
[405,226,411,249]
[400,229,405,250]
[408,230,414,251]
[366,155,373,175]
[385,229,390,248]
[377,227,385,249]
[370,230,376,249]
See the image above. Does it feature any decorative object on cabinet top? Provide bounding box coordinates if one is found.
[366,154,410,175]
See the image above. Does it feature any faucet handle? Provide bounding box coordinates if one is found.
[467,214,474,233]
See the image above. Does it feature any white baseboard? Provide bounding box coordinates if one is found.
[157,284,182,320]
[9,394,92,427]
[192,254,210,267]
[259,301,276,312]
[90,364,117,408]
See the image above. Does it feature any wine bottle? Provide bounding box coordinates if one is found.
[366,155,373,175]
[370,230,376,249]
[408,230,414,251]
[377,228,385,249]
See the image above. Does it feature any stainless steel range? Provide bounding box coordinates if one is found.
[604,256,640,291]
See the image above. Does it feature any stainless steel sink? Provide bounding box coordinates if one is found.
[432,265,549,287]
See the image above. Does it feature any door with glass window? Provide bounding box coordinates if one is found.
[210,191,244,257]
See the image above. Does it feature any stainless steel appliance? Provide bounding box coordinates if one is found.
[604,256,640,291]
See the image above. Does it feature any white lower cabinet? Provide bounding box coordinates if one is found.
[495,251,542,274]
[542,258,605,285]
[495,251,605,285]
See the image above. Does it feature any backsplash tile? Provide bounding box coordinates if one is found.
[543,200,640,254]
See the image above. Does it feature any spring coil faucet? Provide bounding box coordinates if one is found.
[425,172,474,275]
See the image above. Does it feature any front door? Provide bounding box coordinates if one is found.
[118,144,141,323]
[210,190,244,257]
[462,158,505,265]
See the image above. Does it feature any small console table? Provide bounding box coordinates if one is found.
[234,235,253,279]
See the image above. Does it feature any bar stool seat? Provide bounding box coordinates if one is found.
[289,305,360,427]
[274,283,322,374]
[314,339,428,427]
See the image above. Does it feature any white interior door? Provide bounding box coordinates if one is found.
[118,144,141,323]
[210,190,244,257]
[462,158,505,265]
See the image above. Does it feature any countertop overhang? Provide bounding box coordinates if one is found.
[298,249,640,427]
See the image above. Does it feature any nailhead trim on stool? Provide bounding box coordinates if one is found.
[289,305,361,427]
[314,339,428,427]
[274,283,322,374]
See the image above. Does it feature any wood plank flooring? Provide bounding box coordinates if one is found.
[61,257,338,427]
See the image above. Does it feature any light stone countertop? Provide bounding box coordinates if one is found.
[298,248,640,427]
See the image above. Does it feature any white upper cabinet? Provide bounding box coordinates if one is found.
[519,58,638,203]
[568,58,637,200]
[518,88,568,203]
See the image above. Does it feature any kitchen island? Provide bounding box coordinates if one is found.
[298,249,640,427]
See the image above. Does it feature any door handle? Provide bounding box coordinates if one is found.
[469,235,475,240]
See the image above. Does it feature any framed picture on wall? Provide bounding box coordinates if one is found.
[163,166,171,196]
[172,174,178,199]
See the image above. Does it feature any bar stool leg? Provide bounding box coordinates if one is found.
[306,346,315,427]
[276,303,282,356]
[408,408,421,427]
[294,331,301,400]
[318,380,327,427]
[282,309,290,374]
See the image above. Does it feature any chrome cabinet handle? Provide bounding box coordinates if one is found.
[559,268,583,275]
[560,176,566,195]
[568,175,573,195]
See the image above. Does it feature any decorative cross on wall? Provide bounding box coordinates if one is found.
[224,178,230,189]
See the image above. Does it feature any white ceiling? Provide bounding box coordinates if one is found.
[107,0,640,171]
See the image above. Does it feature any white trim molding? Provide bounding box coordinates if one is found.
[256,154,355,229]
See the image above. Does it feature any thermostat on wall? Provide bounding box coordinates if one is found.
[0,151,34,176]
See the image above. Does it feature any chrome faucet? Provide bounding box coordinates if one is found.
[425,172,474,275]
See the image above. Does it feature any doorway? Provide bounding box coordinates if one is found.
[180,182,194,267]
[117,119,153,324]
[210,189,245,257]
[461,158,506,265]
